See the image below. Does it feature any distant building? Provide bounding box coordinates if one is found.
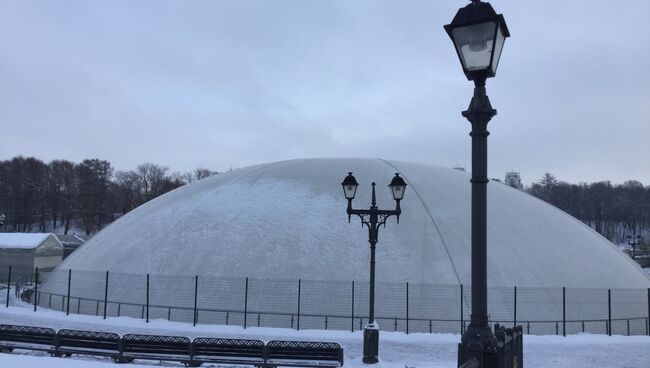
[505,171,523,190]
[0,233,64,281]
[54,234,88,259]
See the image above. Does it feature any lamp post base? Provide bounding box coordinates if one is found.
[362,324,379,364]
[457,323,497,367]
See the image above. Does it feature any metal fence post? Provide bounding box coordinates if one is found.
[33,267,39,312]
[66,269,71,315]
[244,277,249,329]
[103,271,109,319]
[647,288,650,336]
[297,279,301,331]
[460,284,464,334]
[513,285,517,327]
[562,286,566,337]
[193,275,198,326]
[608,289,611,336]
[146,274,150,323]
[351,281,355,332]
[6,265,11,308]
[406,282,409,334]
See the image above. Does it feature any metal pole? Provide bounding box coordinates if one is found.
[103,271,109,319]
[513,285,517,327]
[244,277,249,329]
[363,183,379,365]
[66,269,71,315]
[193,275,198,326]
[369,239,376,324]
[647,288,649,336]
[33,267,39,312]
[460,284,464,334]
[297,279,301,331]
[608,289,611,336]
[469,89,489,332]
[406,282,409,334]
[562,287,566,337]
[6,265,11,308]
[351,281,355,332]
[146,274,150,323]
[458,75,497,364]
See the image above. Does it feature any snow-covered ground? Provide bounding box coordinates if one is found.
[1,298,649,368]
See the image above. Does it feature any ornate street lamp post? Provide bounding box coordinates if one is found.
[444,1,510,366]
[341,172,407,364]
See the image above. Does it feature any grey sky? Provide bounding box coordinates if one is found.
[1,0,649,185]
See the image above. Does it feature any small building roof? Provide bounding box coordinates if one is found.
[54,234,86,246]
[0,233,52,249]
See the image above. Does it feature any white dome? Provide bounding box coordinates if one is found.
[61,158,650,288]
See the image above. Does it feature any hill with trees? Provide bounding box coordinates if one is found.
[527,173,649,244]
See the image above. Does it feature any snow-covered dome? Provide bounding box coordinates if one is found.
[61,158,650,288]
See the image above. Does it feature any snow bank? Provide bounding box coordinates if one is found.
[1,301,649,368]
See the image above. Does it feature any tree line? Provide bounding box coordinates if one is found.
[527,173,650,244]
[1,156,648,244]
[0,156,216,235]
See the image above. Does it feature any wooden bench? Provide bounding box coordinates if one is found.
[189,337,265,367]
[57,328,121,359]
[0,324,57,355]
[117,333,191,364]
[266,340,344,368]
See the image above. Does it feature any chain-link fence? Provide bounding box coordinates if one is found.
[2,265,649,336]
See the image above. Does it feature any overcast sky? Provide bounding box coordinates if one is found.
[1,0,649,185]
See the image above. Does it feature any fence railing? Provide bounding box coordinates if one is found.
[3,266,650,336]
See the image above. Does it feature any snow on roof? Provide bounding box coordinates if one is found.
[0,233,52,249]
[60,158,650,288]
[54,234,86,246]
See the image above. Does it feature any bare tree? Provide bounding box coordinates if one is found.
[114,170,142,214]
[48,159,77,231]
[77,159,113,235]
[194,167,215,180]
[137,163,169,201]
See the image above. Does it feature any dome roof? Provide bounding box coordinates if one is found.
[61,158,650,288]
